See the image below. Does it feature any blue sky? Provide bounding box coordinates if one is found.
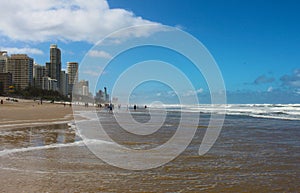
[0,0,299,103]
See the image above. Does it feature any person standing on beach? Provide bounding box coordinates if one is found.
[134,104,137,111]
[109,103,113,113]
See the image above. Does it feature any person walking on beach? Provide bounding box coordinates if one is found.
[109,103,113,113]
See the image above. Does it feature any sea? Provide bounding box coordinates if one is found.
[0,104,299,192]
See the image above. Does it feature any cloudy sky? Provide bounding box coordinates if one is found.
[0,0,299,103]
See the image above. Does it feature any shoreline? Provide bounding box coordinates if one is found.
[0,96,74,130]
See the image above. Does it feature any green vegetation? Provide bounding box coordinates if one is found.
[10,87,70,101]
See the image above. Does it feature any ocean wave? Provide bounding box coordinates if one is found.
[0,141,85,157]
[148,104,300,121]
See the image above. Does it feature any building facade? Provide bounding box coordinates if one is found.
[33,64,46,89]
[95,87,110,103]
[60,70,69,96]
[6,54,33,90]
[48,44,61,90]
[0,72,12,94]
[42,77,58,91]
[0,51,8,73]
[76,80,89,96]
[67,62,78,95]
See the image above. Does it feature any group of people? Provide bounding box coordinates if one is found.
[81,103,148,113]
[133,104,147,110]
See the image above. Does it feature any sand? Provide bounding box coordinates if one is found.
[0,96,74,129]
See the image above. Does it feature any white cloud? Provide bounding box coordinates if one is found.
[174,24,186,30]
[88,50,112,59]
[267,86,273,92]
[156,92,161,96]
[0,47,44,55]
[0,0,163,43]
[167,90,176,96]
[183,88,204,97]
[196,88,204,93]
[82,70,99,77]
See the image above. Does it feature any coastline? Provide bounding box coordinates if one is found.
[0,96,74,130]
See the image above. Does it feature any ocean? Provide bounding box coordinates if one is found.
[0,104,299,192]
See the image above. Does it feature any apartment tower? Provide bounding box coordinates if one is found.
[48,44,61,90]
[67,62,78,95]
[6,54,33,90]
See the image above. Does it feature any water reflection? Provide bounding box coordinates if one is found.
[0,124,78,151]
[0,113,299,192]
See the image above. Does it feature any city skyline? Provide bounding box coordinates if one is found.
[0,44,93,99]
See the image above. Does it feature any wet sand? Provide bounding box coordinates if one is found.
[0,97,73,129]
[0,110,299,192]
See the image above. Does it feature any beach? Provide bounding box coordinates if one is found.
[0,104,299,192]
[0,97,73,129]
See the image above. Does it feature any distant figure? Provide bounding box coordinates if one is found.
[40,98,43,105]
[144,105,147,109]
[134,105,137,111]
[0,99,3,104]
[118,104,121,109]
[109,103,113,113]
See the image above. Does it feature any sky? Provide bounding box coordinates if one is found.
[0,0,300,104]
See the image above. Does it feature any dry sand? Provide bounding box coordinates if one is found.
[0,96,74,129]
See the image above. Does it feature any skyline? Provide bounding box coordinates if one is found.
[0,0,300,103]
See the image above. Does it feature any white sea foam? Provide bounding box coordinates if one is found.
[0,120,71,129]
[0,141,85,157]
[0,136,114,157]
[149,104,300,120]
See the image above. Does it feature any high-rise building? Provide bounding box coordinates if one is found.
[95,90,105,103]
[60,70,69,96]
[48,44,61,90]
[6,54,33,90]
[0,51,8,73]
[67,62,78,95]
[0,72,12,94]
[76,80,89,96]
[45,62,50,77]
[95,88,110,103]
[104,87,109,102]
[33,64,46,89]
[42,77,58,91]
